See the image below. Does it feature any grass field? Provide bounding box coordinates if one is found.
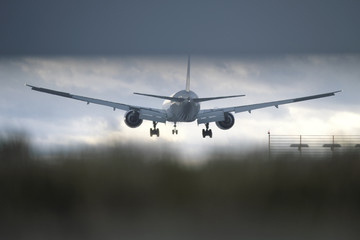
[1,133,360,239]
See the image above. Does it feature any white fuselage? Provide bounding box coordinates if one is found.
[162,90,200,122]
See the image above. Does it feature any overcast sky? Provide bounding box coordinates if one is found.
[1,0,360,55]
[1,1,359,160]
[1,55,359,160]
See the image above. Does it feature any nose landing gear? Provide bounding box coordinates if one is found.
[172,123,178,135]
[150,121,160,137]
[202,123,212,138]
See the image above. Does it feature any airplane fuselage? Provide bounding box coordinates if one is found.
[163,90,200,122]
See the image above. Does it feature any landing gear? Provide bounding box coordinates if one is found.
[150,121,160,137]
[172,123,178,135]
[202,123,212,138]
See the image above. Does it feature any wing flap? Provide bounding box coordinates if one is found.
[72,95,132,111]
[233,99,293,113]
[233,91,341,113]
[27,84,132,111]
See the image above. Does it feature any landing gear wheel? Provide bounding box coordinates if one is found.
[202,123,213,138]
[150,128,160,137]
[150,121,160,137]
[156,128,160,137]
[202,129,213,138]
[172,123,178,135]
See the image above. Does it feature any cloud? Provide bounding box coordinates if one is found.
[0,54,359,159]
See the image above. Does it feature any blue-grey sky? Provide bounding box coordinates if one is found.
[0,55,359,160]
[1,0,360,55]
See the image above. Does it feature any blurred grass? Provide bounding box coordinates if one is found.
[1,132,360,239]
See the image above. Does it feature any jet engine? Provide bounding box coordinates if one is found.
[124,110,143,128]
[216,113,235,130]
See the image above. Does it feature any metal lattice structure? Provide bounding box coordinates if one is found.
[268,134,360,157]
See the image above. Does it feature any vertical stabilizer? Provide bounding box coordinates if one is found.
[186,55,190,92]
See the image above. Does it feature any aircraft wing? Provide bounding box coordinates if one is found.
[26,84,167,123]
[197,91,341,124]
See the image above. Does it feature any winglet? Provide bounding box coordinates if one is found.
[186,55,190,92]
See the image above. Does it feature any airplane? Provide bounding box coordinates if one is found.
[26,56,341,138]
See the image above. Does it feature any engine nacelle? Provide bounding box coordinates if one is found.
[216,113,235,130]
[124,110,143,128]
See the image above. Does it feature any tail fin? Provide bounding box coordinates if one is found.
[186,55,190,92]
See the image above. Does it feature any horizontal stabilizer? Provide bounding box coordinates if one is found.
[194,94,245,102]
[134,92,185,102]
[134,92,245,102]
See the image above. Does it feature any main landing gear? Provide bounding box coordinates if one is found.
[202,123,212,138]
[172,123,178,135]
[150,121,160,137]
[150,122,178,137]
